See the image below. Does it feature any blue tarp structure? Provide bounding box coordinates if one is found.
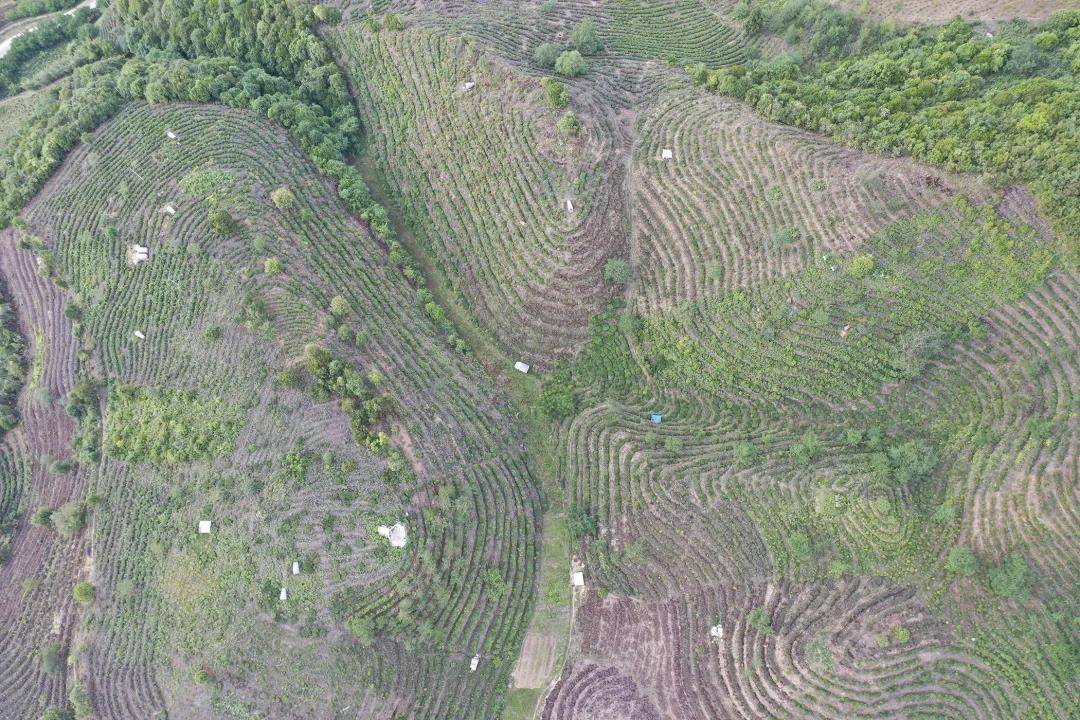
[650,414,662,424]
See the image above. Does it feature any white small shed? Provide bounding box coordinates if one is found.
[127,244,150,266]
[292,561,300,575]
[165,130,178,140]
[198,520,212,534]
[470,654,480,672]
[460,81,476,92]
[571,571,584,587]
[279,587,288,601]
[565,198,574,213]
[133,330,146,340]
[661,148,673,160]
[514,361,530,374]
[377,522,408,548]
[161,205,176,215]
[710,623,723,640]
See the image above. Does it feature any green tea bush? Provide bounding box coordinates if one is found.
[555,50,586,77]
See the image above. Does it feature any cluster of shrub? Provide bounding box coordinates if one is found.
[692,2,1080,250]
[4,0,80,21]
[534,18,603,77]
[0,6,97,97]
[0,297,23,436]
[302,344,391,451]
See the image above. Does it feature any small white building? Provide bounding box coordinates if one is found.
[460,81,476,92]
[161,205,176,215]
[198,520,212,534]
[565,198,574,213]
[279,587,288,601]
[292,561,300,575]
[127,244,150,266]
[470,654,480,672]
[571,571,584,587]
[133,330,146,340]
[377,522,408,548]
[165,130,178,140]
[661,148,673,160]
[710,623,723,640]
[514,361,530,374]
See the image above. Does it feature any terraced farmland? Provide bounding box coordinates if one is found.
[631,89,972,312]
[0,1,1077,718]
[6,102,541,719]
[825,0,1076,22]
[338,26,621,364]
[606,0,744,66]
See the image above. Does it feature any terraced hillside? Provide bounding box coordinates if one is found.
[3,101,541,719]
[0,1,1077,719]
[338,26,622,363]
[542,193,1078,717]
[631,89,970,312]
[825,0,1077,22]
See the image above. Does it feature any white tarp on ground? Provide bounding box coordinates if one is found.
[378,522,408,548]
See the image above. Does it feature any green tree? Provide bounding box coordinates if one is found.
[208,208,238,235]
[52,501,85,537]
[40,709,73,720]
[541,77,569,108]
[329,295,350,317]
[264,257,283,276]
[790,530,813,562]
[555,50,586,77]
[743,6,765,36]
[557,110,582,137]
[790,430,822,465]
[347,614,374,646]
[946,545,978,576]
[540,379,577,419]
[886,439,937,487]
[72,581,95,604]
[570,19,602,55]
[988,553,1033,601]
[734,440,758,465]
[604,258,632,283]
[747,607,773,634]
[846,254,875,278]
[41,642,63,673]
[312,4,341,24]
[534,42,562,67]
[69,682,92,719]
[384,13,404,31]
[270,186,297,212]
[30,506,53,528]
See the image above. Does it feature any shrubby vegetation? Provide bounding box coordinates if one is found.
[638,201,1052,402]
[569,19,603,56]
[103,385,244,464]
[0,7,98,97]
[694,5,1080,251]
[0,0,394,239]
[0,296,24,435]
[555,50,586,77]
[304,345,390,448]
[72,580,94,604]
[5,0,80,21]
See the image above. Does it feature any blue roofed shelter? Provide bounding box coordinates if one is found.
[650,414,662,424]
